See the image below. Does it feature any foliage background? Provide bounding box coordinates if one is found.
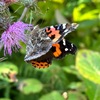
[0,0,100,100]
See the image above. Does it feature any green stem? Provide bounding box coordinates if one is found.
[18,7,28,21]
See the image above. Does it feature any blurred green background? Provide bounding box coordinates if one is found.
[0,0,100,100]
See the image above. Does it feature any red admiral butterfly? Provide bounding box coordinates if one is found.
[24,23,78,68]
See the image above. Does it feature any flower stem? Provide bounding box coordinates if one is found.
[18,7,28,21]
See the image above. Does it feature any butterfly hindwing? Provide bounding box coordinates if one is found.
[29,50,53,68]
[30,60,50,68]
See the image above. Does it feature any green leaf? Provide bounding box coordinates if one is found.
[76,50,100,84]
[68,91,86,100]
[18,78,43,94]
[73,4,99,21]
[0,98,11,100]
[83,78,100,100]
[68,82,83,90]
[62,65,78,75]
[52,0,64,3]
[0,62,18,82]
[39,91,64,100]
[78,0,92,4]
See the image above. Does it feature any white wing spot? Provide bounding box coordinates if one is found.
[71,43,73,47]
[63,39,66,45]
[65,48,68,51]
[70,49,71,51]
[62,24,66,29]
[50,26,54,28]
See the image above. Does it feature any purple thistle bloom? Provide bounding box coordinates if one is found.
[0,21,33,56]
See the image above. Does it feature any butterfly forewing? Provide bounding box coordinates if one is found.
[45,23,78,43]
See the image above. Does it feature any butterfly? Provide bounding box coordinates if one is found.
[24,23,78,68]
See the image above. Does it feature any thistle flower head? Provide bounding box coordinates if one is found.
[0,21,33,56]
[2,0,18,5]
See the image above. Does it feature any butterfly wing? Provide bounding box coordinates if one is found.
[51,39,77,59]
[29,50,53,68]
[24,25,52,62]
[30,60,50,68]
[45,23,78,43]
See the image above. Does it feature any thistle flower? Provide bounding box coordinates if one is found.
[0,21,33,56]
[2,0,18,5]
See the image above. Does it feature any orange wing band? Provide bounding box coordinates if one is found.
[52,43,62,57]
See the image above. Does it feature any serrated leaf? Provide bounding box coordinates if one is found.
[0,62,18,82]
[39,91,64,100]
[76,50,100,84]
[18,78,43,94]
